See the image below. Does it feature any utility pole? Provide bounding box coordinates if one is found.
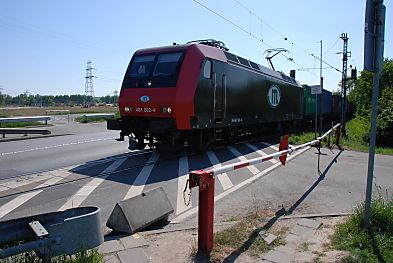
[113,90,118,106]
[363,0,386,229]
[84,61,95,106]
[319,40,323,135]
[340,33,350,136]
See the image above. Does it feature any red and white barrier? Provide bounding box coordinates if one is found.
[210,123,341,176]
[188,123,341,254]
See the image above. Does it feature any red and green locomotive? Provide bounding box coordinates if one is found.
[108,40,303,150]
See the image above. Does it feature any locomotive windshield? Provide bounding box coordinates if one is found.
[122,51,184,88]
[130,55,155,77]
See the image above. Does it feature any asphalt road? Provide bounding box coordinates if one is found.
[0,117,392,239]
[0,117,129,178]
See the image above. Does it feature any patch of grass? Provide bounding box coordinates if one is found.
[298,241,311,252]
[0,249,103,263]
[332,197,393,263]
[288,132,317,145]
[209,213,284,262]
[288,117,393,155]
[0,121,43,128]
[225,215,238,222]
[0,106,116,117]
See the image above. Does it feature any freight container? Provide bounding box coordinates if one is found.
[303,85,332,116]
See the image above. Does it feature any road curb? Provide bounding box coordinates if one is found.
[0,133,71,143]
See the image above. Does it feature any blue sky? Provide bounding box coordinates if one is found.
[0,0,391,96]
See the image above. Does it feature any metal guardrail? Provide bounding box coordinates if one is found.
[46,110,70,123]
[83,113,115,118]
[0,207,103,262]
[0,116,51,125]
[0,128,51,138]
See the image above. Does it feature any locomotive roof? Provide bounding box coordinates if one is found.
[134,43,301,87]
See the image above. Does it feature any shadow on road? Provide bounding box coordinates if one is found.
[220,149,344,263]
[68,141,278,187]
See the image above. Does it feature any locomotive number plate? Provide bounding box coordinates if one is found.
[136,107,156,113]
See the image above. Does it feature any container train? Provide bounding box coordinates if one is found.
[108,40,346,151]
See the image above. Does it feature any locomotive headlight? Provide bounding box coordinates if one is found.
[161,107,172,114]
[124,107,131,112]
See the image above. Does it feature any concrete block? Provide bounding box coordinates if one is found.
[298,218,322,229]
[263,234,277,245]
[99,240,124,254]
[106,187,174,234]
[263,249,293,263]
[117,248,149,263]
[119,235,149,249]
[258,230,266,238]
[289,224,316,237]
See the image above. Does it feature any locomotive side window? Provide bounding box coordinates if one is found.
[130,55,156,77]
[203,60,211,79]
[153,52,182,77]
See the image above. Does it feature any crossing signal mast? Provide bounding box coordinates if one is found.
[340,33,350,136]
[84,61,95,106]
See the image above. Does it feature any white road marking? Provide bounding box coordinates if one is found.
[72,149,151,172]
[261,141,279,151]
[0,166,77,193]
[227,146,260,175]
[245,143,278,164]
[176,156,191,215]
[122,153,159,200]
[206,151,233,190]
[58,157,127,211]
[171,146,311,223]
[0,171,72,218]
[0,137,115,156]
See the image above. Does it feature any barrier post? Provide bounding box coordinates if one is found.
[335,128,341,148]
[189,170,215,254]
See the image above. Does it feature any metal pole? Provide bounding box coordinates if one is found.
[364,1,385,229]
[314,94,318,139]
[319,40,323,136]
[340,33,349,136]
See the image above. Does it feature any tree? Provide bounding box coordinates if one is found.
[349,59,393,146]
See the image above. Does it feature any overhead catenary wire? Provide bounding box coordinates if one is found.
[191,0,312,73]
[230,0,343,73]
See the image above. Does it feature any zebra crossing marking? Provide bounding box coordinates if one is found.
[0,171,73,218]
[59,157,127,211]
[176,156,191,215]
[0,166,77,194]
[245,143,278,164]
[206,151,233,190]
[261,141,279,151]
[171,145,311,223]
[227,146,260,175]
[122,153,159,200]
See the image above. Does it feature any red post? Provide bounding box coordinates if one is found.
[189,170,215,254]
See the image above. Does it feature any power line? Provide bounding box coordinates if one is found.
[324,38,340,55]
[191,0,311,72]
[230,0,343,74]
